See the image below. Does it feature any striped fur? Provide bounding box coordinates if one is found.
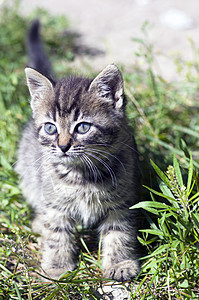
[15,22,140,281]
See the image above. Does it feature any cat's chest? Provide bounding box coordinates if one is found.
[42,169,112,226]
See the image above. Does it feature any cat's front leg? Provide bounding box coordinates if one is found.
[100,210,140,282]
[34,212,77,280]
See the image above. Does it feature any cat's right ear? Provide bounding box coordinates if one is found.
[25,67,54,113]
[88,64,124,110]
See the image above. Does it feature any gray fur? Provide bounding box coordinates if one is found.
[15,64,140,281]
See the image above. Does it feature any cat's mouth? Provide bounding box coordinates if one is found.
[58,152,82,164]
[60,151,81,158]
[59,153,73,161]
[61,153,69,157]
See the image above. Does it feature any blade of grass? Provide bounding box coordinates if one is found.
[150,160,172,189]
[187,153,193,196]
[13,282,22,300]
[173,154,183,187]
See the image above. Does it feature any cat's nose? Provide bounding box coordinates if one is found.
[59,143,71,153]
[58,136,72,153]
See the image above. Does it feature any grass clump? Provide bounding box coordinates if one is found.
[131,154,199,299]
[0,1,199,299]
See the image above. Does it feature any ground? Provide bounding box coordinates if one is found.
[18,0,199,81]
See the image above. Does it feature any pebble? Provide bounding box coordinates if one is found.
[97,282,135,300]
[160,9,194,30]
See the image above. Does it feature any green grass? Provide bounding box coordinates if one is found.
[0,2,199,299]
[131,155,199,299]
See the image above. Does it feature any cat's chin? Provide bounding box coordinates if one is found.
[58,153,82,166]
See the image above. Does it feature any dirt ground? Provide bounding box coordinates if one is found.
[19,0,199,80]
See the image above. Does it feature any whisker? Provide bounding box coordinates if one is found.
[14,151,52,174]
[35,154,52,173]
[88,139,139,156]
[82,154,103,185]
[12,160,18,168]
[85,151,117,187]
[87,148,126,173]
[119,141,140,155]
[80,155,94,181]
[85,154,104,185]
[84,155,98,183]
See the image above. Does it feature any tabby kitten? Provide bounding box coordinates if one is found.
[15,20,140,281]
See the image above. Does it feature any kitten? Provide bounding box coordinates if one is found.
[15,20,140,281]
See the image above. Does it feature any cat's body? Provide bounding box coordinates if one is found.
[15,21,140,281]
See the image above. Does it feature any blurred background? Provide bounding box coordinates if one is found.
[19,0,199,80]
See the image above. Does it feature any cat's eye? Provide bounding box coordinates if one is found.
[44,123,57,135]
[76,122,91,134]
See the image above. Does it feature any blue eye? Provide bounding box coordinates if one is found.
[76,122,91,134]
[44,123,57,135]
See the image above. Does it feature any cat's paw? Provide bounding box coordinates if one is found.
[41,267,73,280]
[103,260,140,282]
[41,261,76,281]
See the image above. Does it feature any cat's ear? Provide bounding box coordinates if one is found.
[89,64,124,109]
[25,67,54,113]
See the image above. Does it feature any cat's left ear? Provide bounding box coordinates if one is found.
[25,67,54,98]
[25,67,54,116]
[89,64,124,109]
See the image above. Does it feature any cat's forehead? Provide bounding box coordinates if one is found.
[52,77,91,117]
[51,76,105,122]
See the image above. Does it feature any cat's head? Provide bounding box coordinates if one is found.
[25,65,127,169]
